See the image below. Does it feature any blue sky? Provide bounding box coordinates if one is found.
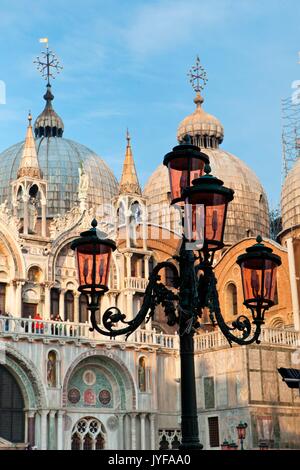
[0,0,299,209]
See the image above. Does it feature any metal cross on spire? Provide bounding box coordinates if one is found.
[188,56,208,94]
[34,39,63,85]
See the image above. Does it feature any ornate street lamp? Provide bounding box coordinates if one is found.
[236,421,247,450]
[163,141,209,205]
[183,163,234,253]
[71,141,281,450]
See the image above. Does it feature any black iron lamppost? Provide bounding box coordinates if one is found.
[236,422,247,450]
[71,141,281,450]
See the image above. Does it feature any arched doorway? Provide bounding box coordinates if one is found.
[0,365,25,443]
[71,417,106,450]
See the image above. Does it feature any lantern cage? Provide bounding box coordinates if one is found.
[163,142,209,205]
[183,164,234,251]
[71,219,116,296]
[237,236,281,310]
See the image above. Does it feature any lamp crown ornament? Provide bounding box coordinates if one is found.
[188,56,208,94]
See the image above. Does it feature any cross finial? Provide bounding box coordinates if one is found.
[126,128,131,145]
[34,40,63,86]
[187,56,208,94]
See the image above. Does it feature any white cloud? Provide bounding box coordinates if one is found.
[125,0,230,57]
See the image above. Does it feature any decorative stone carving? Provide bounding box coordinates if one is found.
[107,415,119,431]
[49,206,82,239]
[78,164,89,211]
[0,200,21,242]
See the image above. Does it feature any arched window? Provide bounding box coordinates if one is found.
[148,257,154,275]
[0,283,6,315]
[79,294,88,323]
[165,266,176,288]
[71,418,105,451]
[50,288,59,319]
[65,291,74,322]
[47,350,57,387]
[226,283,238,316]
[138,357,147,392]
[0,365,25,443]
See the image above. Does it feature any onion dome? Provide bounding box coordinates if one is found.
[177,93,224,148]
[34,84,64,138]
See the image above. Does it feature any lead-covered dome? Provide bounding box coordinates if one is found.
[144,90,270,244]
[0,85,118,217]
[281,159,300,231]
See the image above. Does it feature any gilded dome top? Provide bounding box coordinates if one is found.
[281,158,300,231]
[177,93,224,148]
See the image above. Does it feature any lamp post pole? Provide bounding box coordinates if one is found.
[178,244,203,449]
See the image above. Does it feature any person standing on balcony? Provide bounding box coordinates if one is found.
[34,312,44,334]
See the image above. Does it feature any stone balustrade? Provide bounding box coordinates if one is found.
[124,277,148,290]
[0,315,178,349]
[194,327,300,351]
[1,315,299,351]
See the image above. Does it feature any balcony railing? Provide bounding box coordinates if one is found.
[194,327,300,352]
[124,277,148,290]
[0,316,178,349]
[1,316,299,351]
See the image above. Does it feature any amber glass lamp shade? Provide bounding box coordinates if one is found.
[236,422,247,440]
[163,141,209,205]
[71,219,116,295]
[183,164,234,251]
[237,236,281,310]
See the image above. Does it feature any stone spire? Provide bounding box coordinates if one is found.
[17,113,42,179]
[119,130,141,195]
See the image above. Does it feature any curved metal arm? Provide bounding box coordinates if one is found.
[202,265,263,346]
[88,261,179,339]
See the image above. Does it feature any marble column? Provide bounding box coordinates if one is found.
[74,292,80,323]
[44,284,51,320]
[125,252,132,278]
[39,410,48,450]
[144,255,150,279]
[48,410,56,450]
[41,201,46,237]
[23,194,29,235]
[57,410,65,450]
[286,237,300,330]
[118,414,124,450]
[59,289,65,320]
[140,413,146,450]
[150,414,156,450]
[26,410,36,446]
[126,291,134,321]
[131,414,136,450]
[15,281,23,317]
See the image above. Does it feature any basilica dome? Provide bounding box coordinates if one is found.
[281,159,300,231]
[0,86,118,218]
[144,92,270,244]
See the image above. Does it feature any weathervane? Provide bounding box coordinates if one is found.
[188,56,208,94]
[34,38,63,85]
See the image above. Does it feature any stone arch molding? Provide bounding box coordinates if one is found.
[3,344,47,409]
[62,350,137,410]
[0,225,25,279]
